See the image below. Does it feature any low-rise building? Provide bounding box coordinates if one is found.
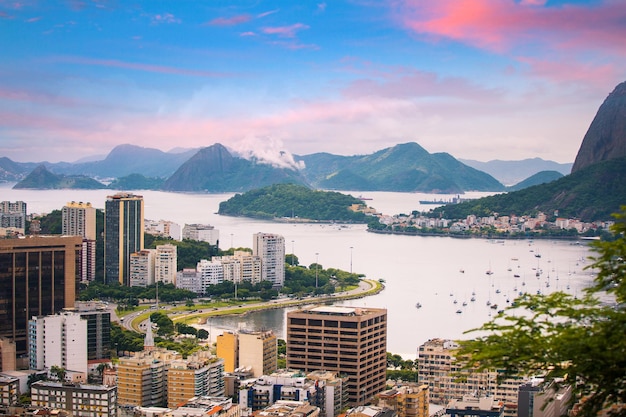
[30,381,117,417]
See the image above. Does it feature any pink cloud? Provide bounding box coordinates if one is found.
[52,56,230,78]
[207,14,251,26]
[0,11,14,18]
[262,23,309,38]
[0,87,84,107]
[395,0,626,56]
[257,9,279,18]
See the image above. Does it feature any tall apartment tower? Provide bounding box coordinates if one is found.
[29,311,88,378]
[253,232,285,288]
[286,306,387,406]
[155,244,177,285]
[167,351,225,408]
[239,330,278,377]
[0,236,81,360]
[129,249,156,287]
[62,201,97,282]
[104,193,144,286]
[0,200,27,234]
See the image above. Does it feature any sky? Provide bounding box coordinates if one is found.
[1,0,625,165]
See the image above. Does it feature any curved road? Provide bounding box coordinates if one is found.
[116,279,381,333]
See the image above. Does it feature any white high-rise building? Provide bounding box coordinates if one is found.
[214,251,262,284]
[62,201,97,282]
[253,232,285,288]
[62,201,96,240]
[155,244,177,285]
[29,312,88,379]
[197,259,224,292]
[130,249,156,287]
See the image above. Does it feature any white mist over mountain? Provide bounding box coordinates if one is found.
[228,136,305,171]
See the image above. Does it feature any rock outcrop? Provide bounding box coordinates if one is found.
[572,81,626,173]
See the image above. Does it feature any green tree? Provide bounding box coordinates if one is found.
[457,207,626,417]
[197,329,209,340]
[50,365,67,382]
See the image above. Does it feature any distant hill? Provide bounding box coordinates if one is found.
[459,158,572,186]
[161,143,309,192]
[107,174,164,190]
[0,157,36,181]
[50,144,199,178]
[572,81,626,173]
[218,183,370,222]
[297,142,505,193]
[429,157,626,222]
[13,165,106,189]
[507,170,564,192]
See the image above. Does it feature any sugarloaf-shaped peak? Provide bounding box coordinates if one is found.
[571,81,626,173]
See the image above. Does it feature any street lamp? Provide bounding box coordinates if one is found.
[230,233,234,249]
[315,252,319,288]
[350,246,354,274]
[291,240,295,266]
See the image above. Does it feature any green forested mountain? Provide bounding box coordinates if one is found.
[13,164,106,189]
[297,142,504,193]
[429,157,626,222]
[507,170,563,191]
[107,173,165,190]
[218,183,371,222]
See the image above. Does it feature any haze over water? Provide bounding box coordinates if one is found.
[2,184,595,358]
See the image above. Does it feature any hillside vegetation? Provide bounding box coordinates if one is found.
[428,157,626,222]
[218,183,371,222]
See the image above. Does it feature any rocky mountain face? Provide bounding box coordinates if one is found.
[572,81,626,173]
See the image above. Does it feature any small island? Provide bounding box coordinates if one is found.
[217,183,375,223]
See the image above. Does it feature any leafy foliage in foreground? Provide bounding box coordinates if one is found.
[457,207,626,417]
[218,183,370,222]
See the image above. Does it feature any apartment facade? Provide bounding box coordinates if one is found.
[182,223,220,245]
[216,332,238,373]
[130,249,156,287]
[167,351,225,408]
[0,201,26,235]
[29,311,88,378]
[286,306,387,406]
[104,193,144,285]
[0,236,81,359]
[155,244,177,285]
[238,331,277,378]
[31,381,117,417]
[378,384,429,417]
[253,232,285,288]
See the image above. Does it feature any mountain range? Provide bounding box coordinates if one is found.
[3,142,564,194]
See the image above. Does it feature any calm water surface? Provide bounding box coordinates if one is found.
[1,184,595,358]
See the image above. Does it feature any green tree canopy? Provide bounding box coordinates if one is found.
[458,207,626,417]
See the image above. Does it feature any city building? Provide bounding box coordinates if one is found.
[173,396,238,417]
[518,379,572,417]
[176,269,202,294]
[0,339,16,372]
[238,331,277,378]
[0,236,81,363]
[446,396,504,417]
[130,249,156,287]
[182,224,219,246]
[286,306,387,406]
[167,351,225,408]
[256,400,319,417]
[155,244,177,285]
[417,339,527,417]
[104,193,144,286]
[0,201,26,235]
[378,384,429,417]
[29,311,89,379]
[73,302,112,363]
[0,376,19,406]
[62,201,97,282]
[215,251,262,284]
[253,232,285,288]
[216,332,238,373]
[30,380,117,417]
[197,259,224,290]
[238,370,345,417]
[216,330,277,378]
[145,219,181,241]
[117,349,181,408]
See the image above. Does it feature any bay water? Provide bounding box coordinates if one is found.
[1,184,595,358]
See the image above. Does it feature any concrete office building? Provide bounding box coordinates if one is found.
[73,302,112,362]
[286,306,387,406]
[155,244,177,285]
[216,332,238,373]
[253,233,285,288]
[104,193,144,286]
[216,331,277,378]
[0,339,16,372]
[31,381,117,417]
[29,311,89,379]
[176,269,202,294]
[62,201,97,282]
[0,236,81,362]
